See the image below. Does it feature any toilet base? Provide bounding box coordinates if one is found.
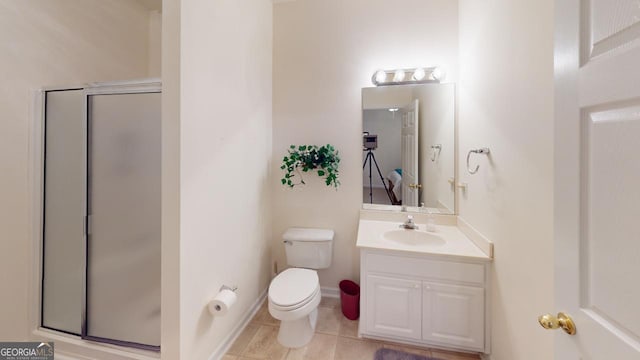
[276,307,318,348]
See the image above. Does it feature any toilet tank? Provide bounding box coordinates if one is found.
[283,228,334,269]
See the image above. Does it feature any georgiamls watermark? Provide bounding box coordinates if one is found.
[0,342,54,360]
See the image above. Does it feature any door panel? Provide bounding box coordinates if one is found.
[85,92,161,348]
[365,274,422,340]
[588,0,640,59]
[422,282,484,351]
[582,106,640,339]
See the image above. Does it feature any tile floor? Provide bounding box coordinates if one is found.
[224,297,480,360]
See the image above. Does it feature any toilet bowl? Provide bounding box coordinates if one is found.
[268,268,322,348]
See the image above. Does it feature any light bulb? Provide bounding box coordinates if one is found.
[393,69,406,82]
[431,67,446,81]
[374,70,387,85]
[412,68,426,81]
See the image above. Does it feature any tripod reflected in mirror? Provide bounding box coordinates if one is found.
[362,132,393,204]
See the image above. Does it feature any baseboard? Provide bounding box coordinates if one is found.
[321,286,340,298]
[208,287,268,360]
[50,353,88,360]
[363,185,386,189]
[51,352,99,360]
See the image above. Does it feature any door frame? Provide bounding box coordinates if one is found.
[28,79,161,360]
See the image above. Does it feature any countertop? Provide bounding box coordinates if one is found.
[356,218,491,262]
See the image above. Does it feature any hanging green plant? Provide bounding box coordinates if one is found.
[281,144,340,188]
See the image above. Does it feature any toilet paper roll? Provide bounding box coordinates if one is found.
[208,289,237,316]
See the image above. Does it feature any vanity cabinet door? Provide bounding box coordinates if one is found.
[365,274,422,340]
[422,282,484,351]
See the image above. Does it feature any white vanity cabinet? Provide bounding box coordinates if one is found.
[365,274,422,340]
[359,249,491,354]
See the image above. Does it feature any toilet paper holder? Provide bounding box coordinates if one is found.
[220,284,238,292]
[209,285,239,316]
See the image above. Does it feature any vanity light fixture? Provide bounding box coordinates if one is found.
[431,67,446,81]
[374,70,387,84]
[372,66,445,86]
[392,69,406,82]
[412,67,426,81]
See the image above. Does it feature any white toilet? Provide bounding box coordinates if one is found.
[268,227,334,348]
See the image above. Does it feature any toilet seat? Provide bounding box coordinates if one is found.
[269,268,319,311]
[270,285,320,312]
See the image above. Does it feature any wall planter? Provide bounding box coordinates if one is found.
[281,144,340,188]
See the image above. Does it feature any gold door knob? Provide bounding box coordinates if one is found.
[409,183,422,189]
[538,312,576,335]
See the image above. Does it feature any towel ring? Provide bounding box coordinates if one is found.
[430,144,442,162]
[467,148,490,174]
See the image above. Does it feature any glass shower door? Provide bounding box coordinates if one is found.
[84,91,161,350]
[42,89,85,335]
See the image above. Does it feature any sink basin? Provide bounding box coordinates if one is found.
[382,229,446,247]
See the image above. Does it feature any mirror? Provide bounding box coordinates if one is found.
[361,83,455,214]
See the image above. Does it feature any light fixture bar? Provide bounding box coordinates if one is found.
[372,67,445,86]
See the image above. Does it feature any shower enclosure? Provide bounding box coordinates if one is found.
[40,80,161,351]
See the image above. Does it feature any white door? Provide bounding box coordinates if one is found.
[365,274,422,340]
[401,99,419,206]
[554,0,640,358]
[422,282,484,352]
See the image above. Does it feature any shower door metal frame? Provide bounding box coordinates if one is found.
[39,85,86,337]
[80,79,161,352]
[31,79,162,360]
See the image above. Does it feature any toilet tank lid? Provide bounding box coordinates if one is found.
[283,227,334,242]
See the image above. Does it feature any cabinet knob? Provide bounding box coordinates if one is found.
[414,284,420,289]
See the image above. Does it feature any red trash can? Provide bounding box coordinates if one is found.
[339,280,360,320]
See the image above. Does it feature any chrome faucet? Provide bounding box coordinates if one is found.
[400,215,419,230]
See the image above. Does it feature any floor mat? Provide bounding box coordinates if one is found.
[373,348,434,360]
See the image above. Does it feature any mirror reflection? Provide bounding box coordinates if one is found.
[362,83,455,214]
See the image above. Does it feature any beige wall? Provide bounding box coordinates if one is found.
[272,0,459,288]
[149,10,162,77]
[177,0,273,358]
[0,0,152,341]
[457,1,554,359]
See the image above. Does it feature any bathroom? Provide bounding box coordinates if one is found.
[1,0,638,359]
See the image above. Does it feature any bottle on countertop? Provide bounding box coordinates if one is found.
[422,203,437,232]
